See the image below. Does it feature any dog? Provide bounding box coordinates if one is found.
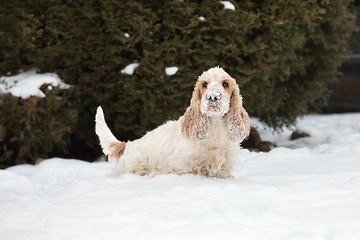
[95,67,250,178]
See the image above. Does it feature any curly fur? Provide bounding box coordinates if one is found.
[95,67,250,178]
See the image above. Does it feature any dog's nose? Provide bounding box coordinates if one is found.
[207,91,220,102]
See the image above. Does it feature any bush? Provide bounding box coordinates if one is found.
[0,0,356,167]
[0,86,76,168]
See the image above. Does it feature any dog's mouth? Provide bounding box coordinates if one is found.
[209,101,223,111]
[201,99,229,116]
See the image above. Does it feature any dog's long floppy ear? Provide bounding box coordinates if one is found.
[225,82,250,143]
[181,85,210,141]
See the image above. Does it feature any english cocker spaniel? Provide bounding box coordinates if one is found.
[95,67,250,178]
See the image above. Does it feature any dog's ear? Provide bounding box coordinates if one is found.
[225,82,250,143]
[181,85,210,141]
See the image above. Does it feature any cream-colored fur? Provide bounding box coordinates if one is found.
[95,67,250,178]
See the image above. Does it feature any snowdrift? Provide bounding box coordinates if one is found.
[1,113,360,240]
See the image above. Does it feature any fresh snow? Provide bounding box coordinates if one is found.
[0,69,70,99]
[165,66,178,76]
[198,16,206,22]
[1,113,360,240]
[220,1,235,11]
[120,63,139,75]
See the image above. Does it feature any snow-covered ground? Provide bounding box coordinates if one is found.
[1,113,360,240]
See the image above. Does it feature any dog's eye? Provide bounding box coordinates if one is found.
[202,82,208,88]
[222,81,229,88]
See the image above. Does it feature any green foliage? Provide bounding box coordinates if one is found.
[0,87,76,168]
[0,0,356,167]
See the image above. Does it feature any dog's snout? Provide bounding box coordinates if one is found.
[207,91,221,102]
[209,95,219,102]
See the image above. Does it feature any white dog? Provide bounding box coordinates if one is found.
[95,67,250,178]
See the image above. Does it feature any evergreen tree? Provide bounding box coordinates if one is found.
[0,0,356,167]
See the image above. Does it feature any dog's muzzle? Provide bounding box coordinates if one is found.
[201,90,228,115]
[207,91,221,102]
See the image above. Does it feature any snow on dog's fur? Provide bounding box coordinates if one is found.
[95,67,250,178]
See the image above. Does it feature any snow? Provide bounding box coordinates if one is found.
[165,66,178,76]
[0,69,70,99]
[200,91,228,116]
[220,1,235,11]
[1,113,360,240]
[120,63,139,75]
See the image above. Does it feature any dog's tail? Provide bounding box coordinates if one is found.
[95,106,126,162]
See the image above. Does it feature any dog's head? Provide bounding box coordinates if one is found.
[196,67,238,117]
[181,67,250,142]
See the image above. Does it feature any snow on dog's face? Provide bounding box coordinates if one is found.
[181,67,249,142]
[197,67,235,117]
